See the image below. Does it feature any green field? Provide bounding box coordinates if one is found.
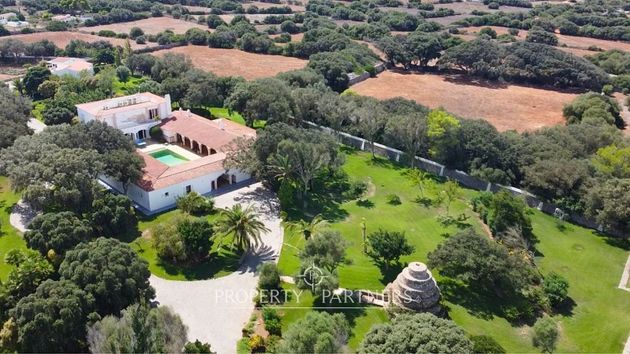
[276,151,630,352]
[129,209,241,281]
[0,177,27,281]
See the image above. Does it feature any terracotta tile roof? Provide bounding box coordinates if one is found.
[136,151,228,191]
[49,57,93,71]
[132,110,256,191]
[160,110,256,152]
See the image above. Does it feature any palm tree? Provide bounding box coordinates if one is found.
[285,214,327,240]
[216,204,270,252]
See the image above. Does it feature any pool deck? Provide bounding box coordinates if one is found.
[138,142,201,161]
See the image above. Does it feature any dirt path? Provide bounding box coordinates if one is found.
[149,183,283,354]
[613,93,630,136]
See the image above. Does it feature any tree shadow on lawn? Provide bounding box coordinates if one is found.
[373,260,404,286]
[313,295,368,329]
[599,234,630,251]
[154,245,241,280]
[439,278,537,326]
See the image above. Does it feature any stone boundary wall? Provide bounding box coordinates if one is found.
[304,121,625,238]
[347,62,387,86]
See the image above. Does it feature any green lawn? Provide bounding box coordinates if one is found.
[276,151,630,352]
[209,107,266,129]
[113,76,146,95]
[129,209,241,281]
[32,101,45,122]
[0,177,27,281]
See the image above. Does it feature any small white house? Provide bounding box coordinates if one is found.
[47,57,94,78]
[77,93,255,214]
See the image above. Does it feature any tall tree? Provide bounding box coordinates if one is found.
[532,317,559,353]
[215,204,269,252]
[358,313,473,354]
[384,112,428,167]
[24,211,92,255]
[299,230,347,272]
[87,303,188,353]
[367,229,415,269]
[225,78,296,126]
[22,65,51,98]
[352,98,385,158]
[278,312,349,353]
[11,280,96,353]
[59,238,154,316]
[0,86,31,149]
[285,215,327,240]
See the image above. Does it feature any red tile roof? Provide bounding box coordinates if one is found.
[160,110,256,152]
[136,111,256,191]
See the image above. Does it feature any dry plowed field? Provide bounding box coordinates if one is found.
[7,32,156,50]
[352,71,578,132]
[458,26,630,55]
[83,17,208,35]
[153,46,307,79]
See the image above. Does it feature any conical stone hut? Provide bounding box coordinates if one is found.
[384,261,442,315]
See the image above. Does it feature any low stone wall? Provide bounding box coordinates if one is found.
[304,121,625,238]
[347,62,387,86]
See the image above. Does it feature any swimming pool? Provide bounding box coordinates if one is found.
[149,149,190,166]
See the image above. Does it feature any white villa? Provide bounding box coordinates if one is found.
[47,57,94,78]
[76,93,256,214]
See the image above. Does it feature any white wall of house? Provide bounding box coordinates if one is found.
[100,169,250,213]
[51,67,93,78]
[143,169,251,212]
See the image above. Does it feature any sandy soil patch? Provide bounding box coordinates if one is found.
[219,13,291,24]
[352,70,578,132]
[83,17,208,35]
[245,1,306,12]
[0,74,17,81]
[7,31,155,50]
[153,46,307,79]
[183,5,212,13]
[435,2,529,14]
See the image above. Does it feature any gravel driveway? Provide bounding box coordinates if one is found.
[150,183,284,354]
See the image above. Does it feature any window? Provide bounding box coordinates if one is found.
[185,185,192,194]
[149,108,159,120]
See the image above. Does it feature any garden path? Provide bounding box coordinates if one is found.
[149,183,284,354]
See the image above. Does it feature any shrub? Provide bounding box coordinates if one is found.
[258,262,281,291]
[526,26,558,46]
[488,2,500,9]
[508,28,519,36]
[98,30,117,38]
[479,27,497,39]
[532,317,558,353]
[176,191,214,215]
[470,335,506,354]
[248,335,265,353]
[184,340,214,353]
[46,21,68,32]
[262,308,282,336]
[602,84,614,95]
[135,35,146,44]
[386,193,401,205]
[543,272,569,308]
[129,27,144,39]
[116,66,131,82]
